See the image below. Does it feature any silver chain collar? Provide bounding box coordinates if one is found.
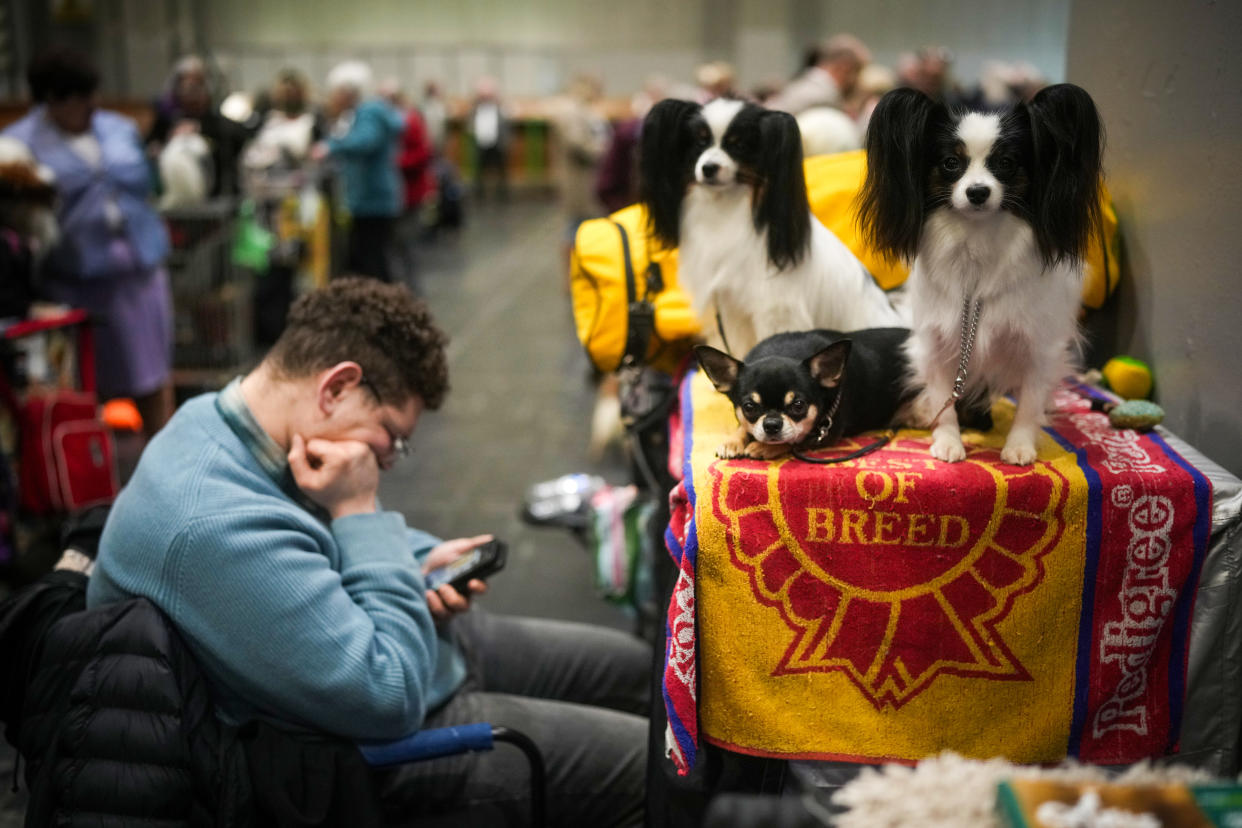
[811,384,845,444]
[932,295,984,426]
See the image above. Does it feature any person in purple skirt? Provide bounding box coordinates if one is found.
[5,47,174,437]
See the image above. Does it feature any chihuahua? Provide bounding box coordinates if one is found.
[695,328,914,460]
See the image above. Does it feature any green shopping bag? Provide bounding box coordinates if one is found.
[231,200,273,274]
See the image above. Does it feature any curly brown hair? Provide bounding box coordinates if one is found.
[267,277,449,409]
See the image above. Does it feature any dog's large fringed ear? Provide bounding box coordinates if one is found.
[1024,83,1104,268]
[694,345,743,394]
[639,98,701,251]
[806,340,852,388]
[856,88,944,264]
[755,109,811,271]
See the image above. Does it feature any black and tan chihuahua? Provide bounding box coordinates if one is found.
[696,328,994,461]
[695,328,910,460]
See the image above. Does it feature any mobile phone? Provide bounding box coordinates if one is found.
[424,539,507,593]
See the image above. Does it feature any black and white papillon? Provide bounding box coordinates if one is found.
[857,83,1103,465]
[639,97,904,357]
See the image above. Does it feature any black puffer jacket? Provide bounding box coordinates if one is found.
[13,592,243,826]
[1,580,385,827]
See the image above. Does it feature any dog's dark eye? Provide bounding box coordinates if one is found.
[992,156,1016,175]
[740,401,761,419]
[940,156,962,173]
[695,126,711,144]
[787,399,807,416]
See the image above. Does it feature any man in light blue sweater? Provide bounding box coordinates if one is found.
[89,278,648,825]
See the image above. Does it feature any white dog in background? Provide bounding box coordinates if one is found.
[158,129,212,209]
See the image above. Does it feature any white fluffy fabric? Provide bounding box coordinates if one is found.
[797,106,861,157]
[830,752,1218,828]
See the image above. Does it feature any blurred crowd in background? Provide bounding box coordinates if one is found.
[4,32,1052,274]
[0,33,1050,446]
[127,33,1049,266]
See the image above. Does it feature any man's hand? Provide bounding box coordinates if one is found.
[422,535,492,622]
[309,141,331,162]
[288,433,379,519]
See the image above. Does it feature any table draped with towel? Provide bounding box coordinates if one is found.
[662,368,1242,777]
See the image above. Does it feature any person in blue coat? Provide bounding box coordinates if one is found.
[314,61,404,283]
[5,47,173,435]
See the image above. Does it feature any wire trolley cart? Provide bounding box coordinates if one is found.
[163,198,256,391]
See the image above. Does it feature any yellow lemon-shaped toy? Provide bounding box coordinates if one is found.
[1102,356,1153,400]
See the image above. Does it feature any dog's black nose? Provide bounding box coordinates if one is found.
[966,185,991,205]
[701,162,720,180]
[762,416,783,436]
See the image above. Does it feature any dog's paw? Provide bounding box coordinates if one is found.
[930,433,968,463]
[716,438,748,459]
[743,441,790,461]
[1000,437,1038,466]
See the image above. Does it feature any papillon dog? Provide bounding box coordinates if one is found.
[857,83,1103,465]
[639,97,904,357]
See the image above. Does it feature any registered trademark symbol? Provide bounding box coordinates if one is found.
[1112,485,1134,508]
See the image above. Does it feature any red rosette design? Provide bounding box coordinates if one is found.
[709,436,1069,709]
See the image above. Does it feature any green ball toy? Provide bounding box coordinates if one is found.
[1108,399,1165,431]
[1089,397,1165,432]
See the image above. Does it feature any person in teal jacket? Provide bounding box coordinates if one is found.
[315,60,404,282]
[88,278,649,826]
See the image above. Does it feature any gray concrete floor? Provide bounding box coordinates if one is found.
[387,197,635,630]
[0,195,637,822]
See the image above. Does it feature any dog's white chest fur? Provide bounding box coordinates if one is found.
[679,188,766,310]
[908,208,1082,405]
[918,210,1044,298]
[677,187,904,354]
